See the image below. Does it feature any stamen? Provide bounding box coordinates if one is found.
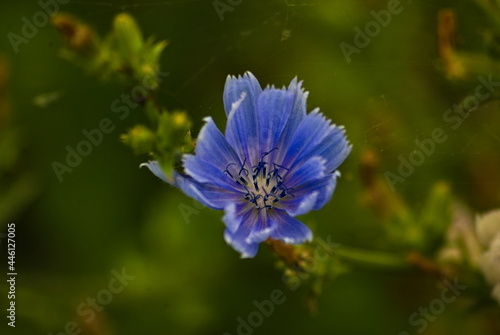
[224,163,236,179]
[262,147,278,159]
[238,158,248,176]
[254,180,260,191]
[222,148,292,209]
[252,161,267,179]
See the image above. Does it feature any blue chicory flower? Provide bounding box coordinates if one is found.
[142,72,351,258]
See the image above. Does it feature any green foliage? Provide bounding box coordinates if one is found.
[52,12,167,83]
[52,12,190,179]
[384,182,452,255]
[0,58,39,224]
[2,1,500,334]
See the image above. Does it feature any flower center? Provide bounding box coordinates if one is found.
[223,148,294,210]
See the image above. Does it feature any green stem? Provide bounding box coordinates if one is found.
[473,0,500,27]
[332,246,410,271]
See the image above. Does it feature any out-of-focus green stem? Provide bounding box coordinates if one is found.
[473,0,500,27]
[333,246,410,270]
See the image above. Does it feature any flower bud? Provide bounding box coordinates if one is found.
[121,125,156,154]
[52,13,97,54]
[113,13,143,61]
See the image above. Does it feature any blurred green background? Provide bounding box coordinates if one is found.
[1,0,500,334]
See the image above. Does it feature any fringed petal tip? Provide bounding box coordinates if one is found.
[224,229,259,259]
[261,77,308,100]
[287,76,309,99]
[223,72,262,117]
[140,161,168,182]
[226,71,259,82]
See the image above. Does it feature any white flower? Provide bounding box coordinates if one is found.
[476,209,500,304]
[476,210,500,247]
[493,284,500,303]
[479,234,500,284]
